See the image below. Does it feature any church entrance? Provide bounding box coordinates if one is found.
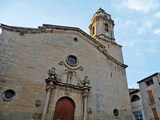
[53,97,75,120]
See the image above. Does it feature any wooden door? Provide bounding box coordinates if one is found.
[53,97,75,120]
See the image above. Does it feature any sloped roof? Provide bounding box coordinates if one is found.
[129,89,140,94]
[137,72,160,83]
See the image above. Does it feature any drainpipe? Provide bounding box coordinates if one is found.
[41,83,53,120]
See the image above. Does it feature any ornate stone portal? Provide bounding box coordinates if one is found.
[41,58,91,120]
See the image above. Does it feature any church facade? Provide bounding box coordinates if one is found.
[0,8,133,120]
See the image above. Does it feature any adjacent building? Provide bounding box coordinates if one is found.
[138,73,160,120]
[129,89,144,120]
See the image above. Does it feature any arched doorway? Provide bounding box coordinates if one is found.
[53,97,75,120]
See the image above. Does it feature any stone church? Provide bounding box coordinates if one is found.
[0,8,133,120]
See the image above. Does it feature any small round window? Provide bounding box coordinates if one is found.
[2,89,16,101]
[66,55,78,67]
[113,108,119,117]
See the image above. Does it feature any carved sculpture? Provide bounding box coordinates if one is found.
[45,60,91,90]
[82,76,90,87]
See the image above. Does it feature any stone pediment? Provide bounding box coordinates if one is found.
[0,24,127,68]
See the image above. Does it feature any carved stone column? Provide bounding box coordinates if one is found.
[41,83,53,120]
[83,88,89,120]
[82,76,91,120]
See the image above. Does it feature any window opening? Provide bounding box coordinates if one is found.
[104,23,108,32]
[113,109,119,117]
[134,111,143,120]
[2,89,16,101]
[92,27,95,35]
[131,95,140,102]
[66,55,78,67]
[146,79,154,86]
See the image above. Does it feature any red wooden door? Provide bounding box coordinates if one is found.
[53,97,75,120]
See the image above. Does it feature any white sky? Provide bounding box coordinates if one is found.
[0,0,160,88]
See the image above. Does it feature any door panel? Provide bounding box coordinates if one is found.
[54,97,75,120]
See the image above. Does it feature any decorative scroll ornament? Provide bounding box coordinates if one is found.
[58,61,84,86]
[45,60,91,91]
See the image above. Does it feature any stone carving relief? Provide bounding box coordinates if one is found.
[58,61,84,86]
[45,59,91,90]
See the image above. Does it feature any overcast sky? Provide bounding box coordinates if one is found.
[0,0,160,88]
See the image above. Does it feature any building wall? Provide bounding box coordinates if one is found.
[139,74,160,120]
[0,26,132,120]
[130,91,145,120]
[97,39,124,63]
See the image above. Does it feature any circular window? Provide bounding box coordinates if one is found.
[66,55,78,67]
[2,89,16,101]
[113,108,119,117]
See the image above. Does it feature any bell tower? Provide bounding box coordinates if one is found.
[89,8,124,64]
[89,8,115,42]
